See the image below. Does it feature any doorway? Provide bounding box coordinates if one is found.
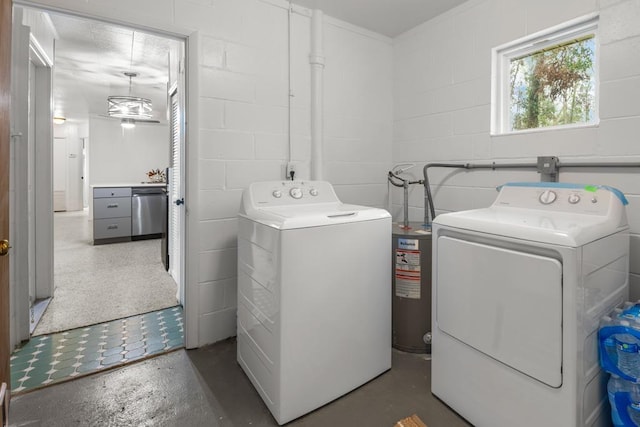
[10,8,54,344]
[9,6,187,357]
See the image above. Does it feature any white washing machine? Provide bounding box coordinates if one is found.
[237,180,391,425]
[431,182,629,427]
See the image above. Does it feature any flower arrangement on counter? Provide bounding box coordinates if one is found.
[147,168,166,183]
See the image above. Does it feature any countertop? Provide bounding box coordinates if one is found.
[91,183,167,188]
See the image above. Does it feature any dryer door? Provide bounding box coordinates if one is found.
[436,236,562,387]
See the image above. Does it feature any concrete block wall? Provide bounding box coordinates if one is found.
[393,0,640,298]
[193,3,394,345]
[194,1,291,345]
[33,0,394,347]
[31,0,640,347]
[322,18,393,208]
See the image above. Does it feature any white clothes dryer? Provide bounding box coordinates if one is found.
[237,180,391,425]
[431,182,629,427]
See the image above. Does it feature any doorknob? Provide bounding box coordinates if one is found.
[0,240,11,256]
[175,198,184,206]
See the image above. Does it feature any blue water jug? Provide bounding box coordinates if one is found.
[608,375,640,426]
[609,375,625,426]
[617,323,640,381]
[600,307,640,382]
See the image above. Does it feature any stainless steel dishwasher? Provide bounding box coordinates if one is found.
[131,187,166,237]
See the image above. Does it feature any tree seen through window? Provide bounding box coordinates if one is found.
[510,35,595,131]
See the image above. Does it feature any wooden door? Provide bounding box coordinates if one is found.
[0,0,12,399]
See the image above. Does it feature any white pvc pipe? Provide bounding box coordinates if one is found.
[310,9,325,180]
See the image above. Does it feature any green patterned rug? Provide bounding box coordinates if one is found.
[10,305,184,393]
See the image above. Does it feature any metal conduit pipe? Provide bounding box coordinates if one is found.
[558,161,640,168]
[423,162,539,226]
[423,159,640,226]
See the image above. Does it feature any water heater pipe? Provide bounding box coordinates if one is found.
[388,170,423,229]
[310,9,325,180]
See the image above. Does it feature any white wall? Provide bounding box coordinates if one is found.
[323,17,393,208]
[195,1,291,344]
[21,7,55,64]
[393,0,640,296]
[88,117,169,185]
[52,137,66,211]
[27,0,640,348]
[31,0,393,347]
[52,123,83,211]
[194,3,393,345]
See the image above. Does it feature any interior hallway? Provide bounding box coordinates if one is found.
[34,210,177,335]
[9,338,470,426]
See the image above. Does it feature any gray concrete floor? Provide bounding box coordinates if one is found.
[34,210,178,335]
[9,338,471,427]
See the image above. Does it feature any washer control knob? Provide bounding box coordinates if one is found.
[568,193,581,204]
[289,187,303,199]
[539,190,557,205]
[272,190,282,198]
[309,188,319,196]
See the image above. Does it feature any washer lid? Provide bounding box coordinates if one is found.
[433,182,629,247]
[239,180,390,229]
[242,202,390,230]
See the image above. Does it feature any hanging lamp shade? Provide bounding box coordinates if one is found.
[107,71,153,120]
[107,95,153,119]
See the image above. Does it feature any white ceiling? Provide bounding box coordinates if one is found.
[290,0,468,37]
[48,12,180,125]
[37,0,467,125]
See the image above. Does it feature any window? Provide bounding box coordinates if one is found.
[491,15,598,134]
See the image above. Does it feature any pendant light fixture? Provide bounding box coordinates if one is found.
[106,31,153,129]
[107,72,153,129]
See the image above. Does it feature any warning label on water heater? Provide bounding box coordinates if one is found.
[395,244,421,299]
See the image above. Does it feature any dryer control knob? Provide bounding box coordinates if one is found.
[309,188,318,196]
[568,193,581,204]
[272,190,282,198]
[539,190,557,205]
[289,187,303,199]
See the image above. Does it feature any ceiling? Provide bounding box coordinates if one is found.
[33,1,467,125]
[47,12,181,125]
[291,0,467,37]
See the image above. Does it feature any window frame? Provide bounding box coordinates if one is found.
[491,14,600,135]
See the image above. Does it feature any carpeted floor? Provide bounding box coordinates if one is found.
[33,210,178,335]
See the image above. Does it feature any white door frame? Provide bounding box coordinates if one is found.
[9,11,54,347]
[14,5,198,348]
[10,13,31,347]
[31,39,54,302]
[11,2,197,349]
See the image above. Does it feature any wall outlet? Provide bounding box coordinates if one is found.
[286,162,297,180]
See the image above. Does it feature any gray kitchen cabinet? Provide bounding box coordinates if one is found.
[93,187,132,244]
[94,197,131,219]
